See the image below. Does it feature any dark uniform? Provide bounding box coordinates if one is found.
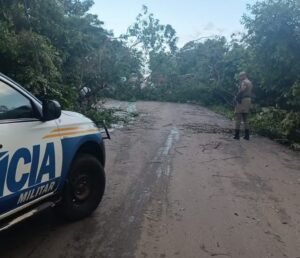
[234,77,253,140]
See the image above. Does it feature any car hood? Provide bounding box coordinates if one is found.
[60,110,94,124]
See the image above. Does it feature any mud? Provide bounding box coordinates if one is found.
[0,101,299,258]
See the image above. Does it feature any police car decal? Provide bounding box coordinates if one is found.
[0,140,63,207]
[43,126,99,139]
[0,126,102,216]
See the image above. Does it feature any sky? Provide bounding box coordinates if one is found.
[91,0,255,47]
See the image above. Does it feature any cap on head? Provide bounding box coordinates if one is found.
[239,71,247,77]
[239,71,247,80]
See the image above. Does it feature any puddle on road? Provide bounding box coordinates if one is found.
[154,127,180,178]
[162,127,180,155]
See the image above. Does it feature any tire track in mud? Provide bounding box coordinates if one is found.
[74,126,180,257]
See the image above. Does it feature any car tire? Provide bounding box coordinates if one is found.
[60,153,106,221]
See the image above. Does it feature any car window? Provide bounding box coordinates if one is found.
[0,80,35,121]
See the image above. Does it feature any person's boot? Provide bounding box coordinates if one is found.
[244,129,250,140]
[234,129,240,140]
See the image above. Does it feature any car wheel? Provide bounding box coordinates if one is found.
[60,153,106,221]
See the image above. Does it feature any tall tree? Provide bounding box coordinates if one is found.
[242,0,300,108]
[124,5,178,54]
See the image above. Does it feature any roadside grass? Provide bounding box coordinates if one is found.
[208,105,300,151]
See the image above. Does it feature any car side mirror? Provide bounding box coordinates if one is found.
[42,100,61,122]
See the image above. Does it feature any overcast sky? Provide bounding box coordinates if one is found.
[91,0,255,47]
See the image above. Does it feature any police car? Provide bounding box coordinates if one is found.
[0,73,108,230]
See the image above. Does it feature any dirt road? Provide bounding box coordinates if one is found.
[1,102,300,258]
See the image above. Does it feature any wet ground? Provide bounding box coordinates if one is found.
[1,101,300,258]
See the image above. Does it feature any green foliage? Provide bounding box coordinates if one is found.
[242,0,300,108]
[83,108,120,127]
[124,5,178,54]
[250,107,287,138]
[0,1,299,145]
[281,112,300,138]
[140,36,241,106]
[0,0,142,121]
[82,106,139,128]
[249,107,300,143]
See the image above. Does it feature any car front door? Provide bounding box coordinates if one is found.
[0,79,63,219]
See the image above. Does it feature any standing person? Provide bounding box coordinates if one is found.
[234,72,253,140]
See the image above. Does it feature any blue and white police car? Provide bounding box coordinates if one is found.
[0,73,108,230]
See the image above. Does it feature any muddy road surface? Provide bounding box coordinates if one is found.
[1,101,300,258]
